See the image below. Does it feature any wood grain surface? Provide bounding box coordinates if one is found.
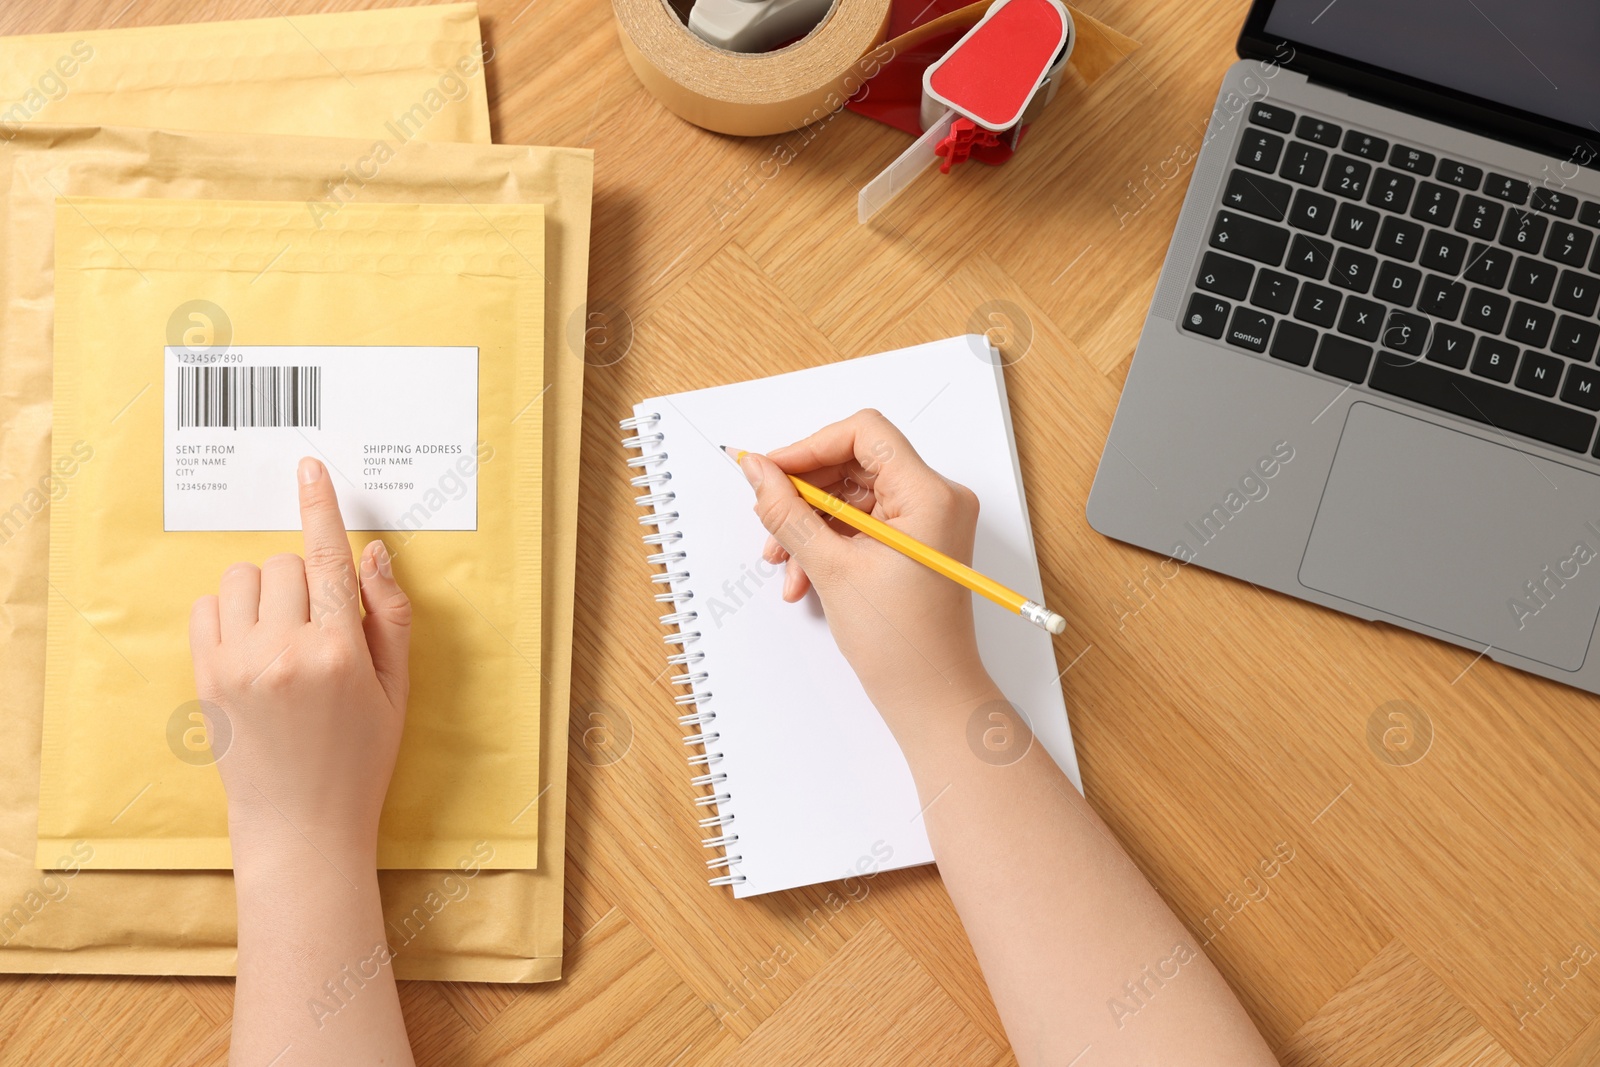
[2,0,1596,1064]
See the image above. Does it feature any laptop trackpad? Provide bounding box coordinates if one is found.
[1300,402,1600,672]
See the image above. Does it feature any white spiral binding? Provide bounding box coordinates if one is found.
[622,412,746,888]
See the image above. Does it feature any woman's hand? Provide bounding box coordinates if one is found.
[738,414,1278,1067]
[189,456,412,863]
[736,409,995,723]
[194,458,417,1066]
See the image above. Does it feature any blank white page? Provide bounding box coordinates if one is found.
[634,335,1081,898]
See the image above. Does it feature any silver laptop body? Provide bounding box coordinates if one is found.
[1089,55,1600,693]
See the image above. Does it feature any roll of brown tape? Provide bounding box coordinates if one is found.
[613,0,894,136]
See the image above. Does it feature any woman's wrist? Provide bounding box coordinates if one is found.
[228,802,378,879]
[872,665,1005,751]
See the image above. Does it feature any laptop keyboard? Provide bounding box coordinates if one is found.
[1184,100,1600,457]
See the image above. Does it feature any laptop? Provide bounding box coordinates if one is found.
[1087,0,1600,691]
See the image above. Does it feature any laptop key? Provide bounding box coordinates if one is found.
[1419,228,1468,274]
[1456,196,1504,238]
[1436,160,1482,190]
[1581,202,1600,228]
[1375,216,1423,262]
[1498,209,1548,253]
[1375,262,1421,307]
[1418,275,1466,320]
[1553,270,1600,315]
[1341,130,1388,161]
[1225,306,1274,353]
[1330,247,1376,292]
[1553,316,1600,362]
[1236,130,1284,173]
[1248,101,1295,132]
[1388,144,1435,175]
[1288,189,1336,234]
[1409,183,1459,226]
[1462,244,1511,288]
[1472,337,1518,382]
[1564,364,1600,410]
[1279,141,1327,186]
[1184,293,1230,338]
[1293,282,1341,327]
[1223,170,1293,221]
[1507,257,1555,302]
[1371,357,1595,452]
[1286,234,1334,279]
[1324,155,1372,199]
[1332,202,1380,248]
[1426,323,1474,368]
[1531,187,1578,219]
[1296,116,1341,147]
[1196,251,1253,299]
[1506,302,1555,348]
[1383,310,1429,355]
[1337,296,1384,341]
[1485,173,1531,204]
[1314,334,1373,382]
[1210,211,1290,265]
[1545,223,1593,268]
[1516,351,1564,397]
[1270,321,1317,366]
[1366,169,1414,212]
[1462,289,1510,334]
[1250,269,1298,314]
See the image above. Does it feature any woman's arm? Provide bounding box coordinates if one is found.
[190,458,415,1066]
[737,411,1278,1067]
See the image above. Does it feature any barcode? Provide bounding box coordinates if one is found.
[177,365,321,430]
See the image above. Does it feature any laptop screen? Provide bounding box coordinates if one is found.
[1261,0,1600,139]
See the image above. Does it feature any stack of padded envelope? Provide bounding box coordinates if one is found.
[0,2,590,982]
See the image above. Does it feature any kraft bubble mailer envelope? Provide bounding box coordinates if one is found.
[39,197,545,870]
[0,127,591,983]
[0,3,493,144]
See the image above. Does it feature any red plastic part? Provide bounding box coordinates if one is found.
[933,117,1004,173]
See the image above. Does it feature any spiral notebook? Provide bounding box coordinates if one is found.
[622,335,1082,898]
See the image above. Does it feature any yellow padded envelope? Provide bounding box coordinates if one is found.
[0,3,493,144]
[0,5,582,979]
[0,126,590,981]
[39,197,545,871]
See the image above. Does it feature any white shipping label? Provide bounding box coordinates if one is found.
[163,345,480,532]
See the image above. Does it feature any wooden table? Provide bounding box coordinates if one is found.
[4,0,1599,1064]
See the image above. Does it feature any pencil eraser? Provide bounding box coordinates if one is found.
[1020,600,1067,635]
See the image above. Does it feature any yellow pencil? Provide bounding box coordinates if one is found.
[728,449,1066,635]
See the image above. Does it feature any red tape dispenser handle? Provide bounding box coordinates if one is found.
[859,0,1073,222]
[923,0,1071,134]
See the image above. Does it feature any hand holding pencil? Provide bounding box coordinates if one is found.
[726,449,1066,636]
[730,409,1062,720]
